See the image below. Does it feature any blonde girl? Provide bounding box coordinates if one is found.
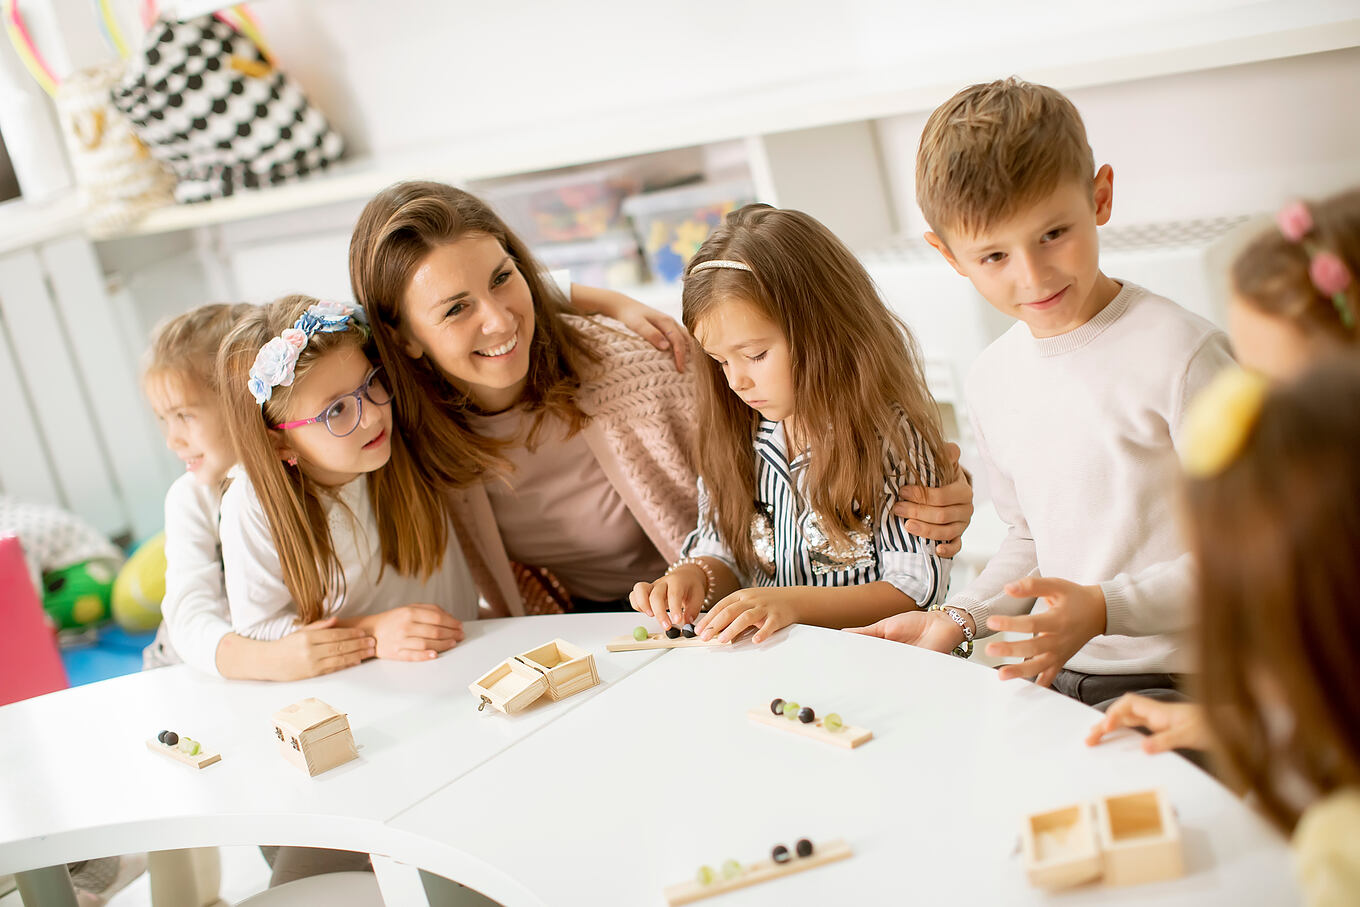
[631,204,956,642]
[217,295,477,656]
[144,303,375,679]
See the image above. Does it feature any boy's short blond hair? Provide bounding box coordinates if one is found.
[916,77,1095,238]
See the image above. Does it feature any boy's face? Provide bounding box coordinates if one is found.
[927,167,1117,338]
[147,374,235,487]
[694,297,796,426]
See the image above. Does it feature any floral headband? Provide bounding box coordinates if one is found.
[247,301,369,406]
[1181,366,1271,478]
[1276,201,1356,330]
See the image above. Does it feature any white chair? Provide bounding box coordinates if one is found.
[234,872,382,906]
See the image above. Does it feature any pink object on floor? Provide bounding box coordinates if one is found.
[0,533,68,705]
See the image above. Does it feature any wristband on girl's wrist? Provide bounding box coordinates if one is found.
[666,557,716,609]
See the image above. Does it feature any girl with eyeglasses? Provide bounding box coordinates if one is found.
[216,294,478,656]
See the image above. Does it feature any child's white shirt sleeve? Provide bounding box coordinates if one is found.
[219,477,306,641]
[160,474,231,677]
[679,476,746,585]
[945,401,1040,637]
[1100,332,1235,637]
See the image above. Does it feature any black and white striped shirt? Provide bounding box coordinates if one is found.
[681,418,950,606]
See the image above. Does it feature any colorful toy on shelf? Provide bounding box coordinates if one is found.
[470,638,600,714]
[747,699,872,749]
[43,559,117,629]
[1022,789,1184,889]
[272,698,357,777]
[621,179,755,283]
[665,837,851,905]
[607,627,732,652]
[0,495,124,630]
[146,728,220,769]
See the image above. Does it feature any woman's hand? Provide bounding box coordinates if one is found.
[892,443,973,558]
[359,604,465,661]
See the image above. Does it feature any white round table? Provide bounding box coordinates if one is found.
[0,615,1298,905]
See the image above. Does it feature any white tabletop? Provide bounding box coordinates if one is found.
[0,617,1298,906]
[389,624,1299,906]
[0,613,662,874]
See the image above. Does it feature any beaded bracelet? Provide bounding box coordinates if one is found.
[931,604,974,659]
[666,556,716,609]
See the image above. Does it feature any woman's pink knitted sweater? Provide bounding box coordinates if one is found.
[447,315,699,616]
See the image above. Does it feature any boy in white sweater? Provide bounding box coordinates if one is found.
[852,78,1232,708]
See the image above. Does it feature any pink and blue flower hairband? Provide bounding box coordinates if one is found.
[1276,201,1356,330]
[247,301,369,406]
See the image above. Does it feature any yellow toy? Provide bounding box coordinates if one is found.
[111,531,167,631]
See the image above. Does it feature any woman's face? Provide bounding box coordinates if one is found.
[400,234,536,413]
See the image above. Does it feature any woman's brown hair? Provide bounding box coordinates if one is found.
[217,295,451,625]
[682,204,954,577]
[1188,357,1360,833]
[348,180,600,488]
[1232,188,1360,344]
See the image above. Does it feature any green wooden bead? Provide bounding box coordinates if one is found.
[696,865,716,885]
[632,626,648,641]
[783,700,799,720]
[823,713,844,732]
[178,738,199,755]
[721,859,742,879]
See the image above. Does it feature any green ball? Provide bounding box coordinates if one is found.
[721,859,742,879]
[632,626,648,641]
[177,738,199,755]
[696,865,716,885]
[783,700,800,720]
[824,713,843,732]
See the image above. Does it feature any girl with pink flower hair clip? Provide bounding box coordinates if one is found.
[1229,188,1360,381]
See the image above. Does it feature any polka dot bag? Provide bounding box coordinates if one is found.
[110,12,344,204]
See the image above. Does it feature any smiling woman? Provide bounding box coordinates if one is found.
[348,181,702,615]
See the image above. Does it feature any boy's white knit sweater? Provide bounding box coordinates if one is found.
[950,282,1233,674]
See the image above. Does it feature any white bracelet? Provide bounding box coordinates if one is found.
[666,557,716,609]
[933,605,974,659]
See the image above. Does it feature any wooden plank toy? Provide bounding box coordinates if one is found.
[470,638,601,714]
[272,698,357,777]
[146,731,220,769]
[606,625,732,652]
[1021,801,1102,889]
[664,838,851,905]
[1095,788,1184,886]
[746,700,873,749]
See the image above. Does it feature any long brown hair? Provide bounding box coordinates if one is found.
[1232,188,1360,345]
[1187,357,1360,833]
[348,180,600,487]
[217,295,451,624]
[682,204,953,576]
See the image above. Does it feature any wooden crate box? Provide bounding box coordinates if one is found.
[272,698,358,777]
[470,638,600,714]
[1021,802,1102,890]
[1095,789,1184,886]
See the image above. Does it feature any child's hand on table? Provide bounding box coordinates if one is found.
[1086,694,1210,754]
[273,617,375,680]
[695,588,799,644]
[629,566,705,630]
[360,604,465,661]
[845,609,966,653]
[984,576,1106,687]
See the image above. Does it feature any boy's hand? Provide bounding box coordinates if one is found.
[696,588,798,644]
[1086,694,1210,754]
[364,604,464,661]
[893,442,973,558]
[630,566,705,630]
[273,617,375,680]
[985,577,1106,686]
[845,609,966,653]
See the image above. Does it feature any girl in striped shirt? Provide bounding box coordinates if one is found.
[630,204,955,643]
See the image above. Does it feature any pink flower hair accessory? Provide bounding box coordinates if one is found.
[1275,201,1313,243]
[1275,200,1356,330]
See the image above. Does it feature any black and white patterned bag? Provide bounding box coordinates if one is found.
[110,15,344,203]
